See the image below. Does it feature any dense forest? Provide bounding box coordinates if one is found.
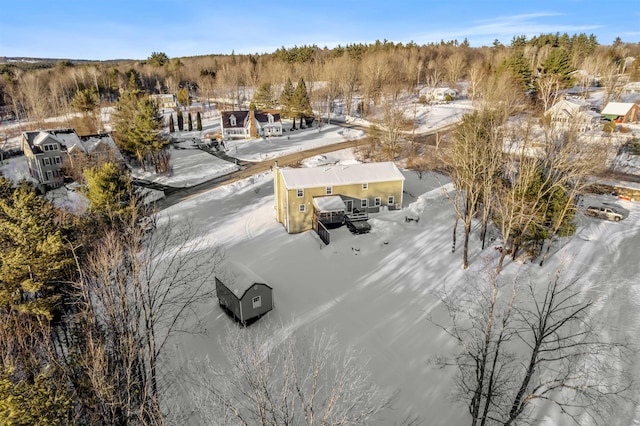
[2,33,640,136]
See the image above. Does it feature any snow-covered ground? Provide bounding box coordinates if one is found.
[157,147,640,425]
[2,94,640,424]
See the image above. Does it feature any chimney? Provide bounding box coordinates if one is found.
[249,109,257,138]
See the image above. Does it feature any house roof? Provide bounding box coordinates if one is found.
[23,128,121,158]
[221,110,249,128]
[254,111,281,123]
[547,97,589,115]
[313,196,346,212]
[279,162,405,189]
[217,261,271,298]
[601,102,637,116]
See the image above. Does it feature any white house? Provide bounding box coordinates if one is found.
[545,97,600,132]
[419,87,458,102]
[220,109,283,140]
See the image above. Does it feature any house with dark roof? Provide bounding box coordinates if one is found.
[22,128,122,189]
[220,109,282,140]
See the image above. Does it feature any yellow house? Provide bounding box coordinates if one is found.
[274,162,405,234]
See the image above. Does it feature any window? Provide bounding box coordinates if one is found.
[42,158,51,166]
[361,199,368,208]
[374,197,381,207]
[362,183,368,190]
[229,114,237,126]
[297,189,304,198]
[326,186,333,195]
[54,156,61,164]
[252,295,262,309]
[299,204,306,213]
[46,171,53,181]
[388,195,395,205]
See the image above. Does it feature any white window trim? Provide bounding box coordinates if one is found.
[362,183,368,190]
[326,186,333,195]
[43,158,51,166]
[252,295,262,309]
[299,204,306,212]
[297,189,304,198]
[361,199,368,208]
[374,197,381,206]
[388,195,395,205]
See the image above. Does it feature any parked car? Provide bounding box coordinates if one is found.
[585,206,624,221]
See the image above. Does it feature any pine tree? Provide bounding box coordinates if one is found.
[0,184,73,320]
[169,114,175,132]
[291,77,313,128]
[279,78,295,117]
[83,162,134,221]
[112,90,166,170]
[177,109,184,131]
[254,82,275,109]
[196,111,202,131]
[540,48,575,87]
[188,113,193,131]
[177,87,190,106]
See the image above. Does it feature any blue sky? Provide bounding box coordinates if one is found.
[1,0,638,60]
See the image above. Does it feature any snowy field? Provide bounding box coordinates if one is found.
[155,145,640,425]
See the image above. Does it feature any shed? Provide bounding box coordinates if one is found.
[215,261,273,325]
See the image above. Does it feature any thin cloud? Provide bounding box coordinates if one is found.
[413,12,603,45]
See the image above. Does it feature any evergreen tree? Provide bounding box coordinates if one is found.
[279,78,295,117]
[196,111,202,131]
[253,82,275,109]
[502,50,534,92]
[177,87,190,106]
[112,90,166,171]
[147,51,169,67]
[177,109,184,131]
[83,162,134,221]
[169,114,175,133]
[188,112,193,131]
[539,48,575,87]
[290,77,313,127]
[0,184,73,320]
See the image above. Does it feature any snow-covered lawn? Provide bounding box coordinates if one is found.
[158,147,640,426]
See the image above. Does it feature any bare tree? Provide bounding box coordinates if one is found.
[536,73,562,112]
[440,109,506,268]
[433,266,634,426]
[79,218,222,425]
[185,325,396,426]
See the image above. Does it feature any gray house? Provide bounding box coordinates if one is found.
[215,261,273,325]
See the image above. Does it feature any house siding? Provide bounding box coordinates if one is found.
[216,278,273,324]
[276,176,404,234]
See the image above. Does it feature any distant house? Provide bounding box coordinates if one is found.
[150,94,178,109]
[22,128,122,189]
[545,97,600,132]
[622,82,640,94]
[274,161,405,234]
[419,87,458,102]
[215,261,273,325]
[601,102,640,123]
[220,109,283,140]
